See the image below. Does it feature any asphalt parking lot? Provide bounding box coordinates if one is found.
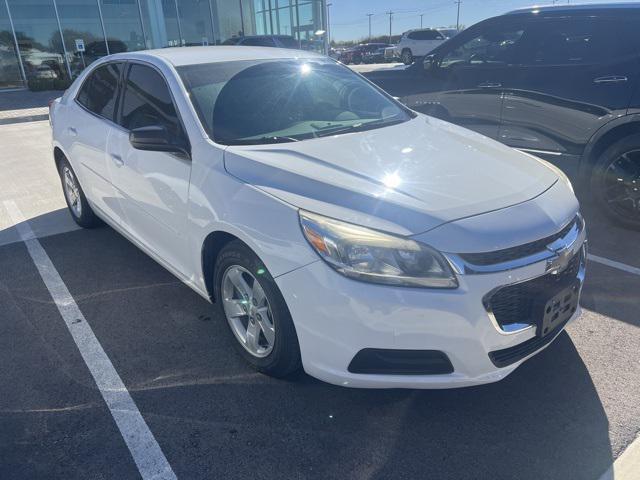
[1,120,639,479]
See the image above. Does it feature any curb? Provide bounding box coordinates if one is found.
[599,434,640,480]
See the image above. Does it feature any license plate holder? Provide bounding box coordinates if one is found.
[538,282,580,337]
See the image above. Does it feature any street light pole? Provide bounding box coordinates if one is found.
[367,13,373,41]
[455,0,461,31]
[420,14,424,28]
[386,11,394,44]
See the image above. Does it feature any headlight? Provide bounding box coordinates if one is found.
[299,211,458,288]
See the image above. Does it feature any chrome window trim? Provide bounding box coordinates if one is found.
[444,213,586,275]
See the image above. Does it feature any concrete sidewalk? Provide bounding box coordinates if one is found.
[0,89,61,125]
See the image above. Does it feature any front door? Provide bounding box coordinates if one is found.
[108,62,192,274]
[403,18,526,139]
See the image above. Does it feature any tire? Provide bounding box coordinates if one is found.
[353,55,362,65]
[591,133,640,230]
[214,240,302,377]
[58,156,102,228]
[401,49,413,65]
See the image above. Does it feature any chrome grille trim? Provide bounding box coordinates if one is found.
[444,213,586,275]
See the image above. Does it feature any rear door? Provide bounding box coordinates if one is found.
[499,14,638,175]
[108,62,193,273]
[70,62,124,224]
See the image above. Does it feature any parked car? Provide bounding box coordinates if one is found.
[365,3,640,229]
[50,46,585,388]
[394,28,449,65]
[222,35,300,49]
[339,43,391,65]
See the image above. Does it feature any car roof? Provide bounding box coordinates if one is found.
[507,2,640,15]
[107,46,323,67]
[404,28,438,33]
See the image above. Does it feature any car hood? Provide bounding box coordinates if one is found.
[223,115,559,236]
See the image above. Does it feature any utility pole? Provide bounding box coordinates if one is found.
[367,13,374,41]
[420,14,424,28]
[386,11,394,44]
[455,0,461,31]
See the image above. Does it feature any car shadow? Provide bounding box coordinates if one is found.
[6,219,613,480]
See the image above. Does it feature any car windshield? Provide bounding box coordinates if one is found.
[177,58,413,145]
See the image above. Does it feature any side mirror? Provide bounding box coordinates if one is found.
[423,54,439,72]
[129,125,190,158]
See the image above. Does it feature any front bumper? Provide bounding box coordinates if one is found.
[276,230,586,389]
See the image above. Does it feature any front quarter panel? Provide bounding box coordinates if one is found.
[187,141,319,293]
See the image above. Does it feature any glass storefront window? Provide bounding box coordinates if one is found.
[56,0,108,78]
[7,0,69,84]
[0,0,327,90]
[100,0,146,53]
[0,0,24,89]
[177,0,214,46]
[213,0,243,43]
[161,0,181,47]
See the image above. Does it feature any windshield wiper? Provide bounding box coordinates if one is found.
[231,136,300,145]
[314,118,405,138]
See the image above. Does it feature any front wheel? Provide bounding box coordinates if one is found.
[58,157,102,228]
[214,240,301,377]
[591,134,640,230]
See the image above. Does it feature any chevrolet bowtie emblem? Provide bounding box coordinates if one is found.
[545,245,573,275]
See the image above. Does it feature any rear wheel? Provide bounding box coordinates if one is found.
[214,240,301,377]
[401,49,413,65]
[58,157,102,228]
[591,134,640,230]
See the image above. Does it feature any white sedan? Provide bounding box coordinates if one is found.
[50,46,586,388]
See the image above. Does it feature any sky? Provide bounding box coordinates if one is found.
[328,0,630,41]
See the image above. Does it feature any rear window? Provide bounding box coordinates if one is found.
[76,63,122,121]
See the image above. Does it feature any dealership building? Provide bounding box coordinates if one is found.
[0,0,327,90]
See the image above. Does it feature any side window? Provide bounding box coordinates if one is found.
[120,64,181,137]
[76,63,122,121]
[416,30,440,41]
[407,32,417,40]
[518,18,631,66]
[441,25,525,68]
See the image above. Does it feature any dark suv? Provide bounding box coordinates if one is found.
[365,4,640,229]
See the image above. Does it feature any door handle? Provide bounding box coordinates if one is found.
[68,127,77,136]
[478,82,502,88]
[110,153,124,167]
[593,76,627,84]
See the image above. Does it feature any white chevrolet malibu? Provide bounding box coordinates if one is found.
[50,47,586,388]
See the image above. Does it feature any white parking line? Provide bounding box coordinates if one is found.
[2,200,177,480]
[588,254,640,276]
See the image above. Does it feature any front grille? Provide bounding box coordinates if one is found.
[485,251,582,330]
[459,216,578,266]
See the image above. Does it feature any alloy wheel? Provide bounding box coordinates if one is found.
[62,166,82,218]
[603,149,640,221]
[221,265,276,358]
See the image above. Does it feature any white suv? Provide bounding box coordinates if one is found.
[396,28,448,64]
[50,47,585,389]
